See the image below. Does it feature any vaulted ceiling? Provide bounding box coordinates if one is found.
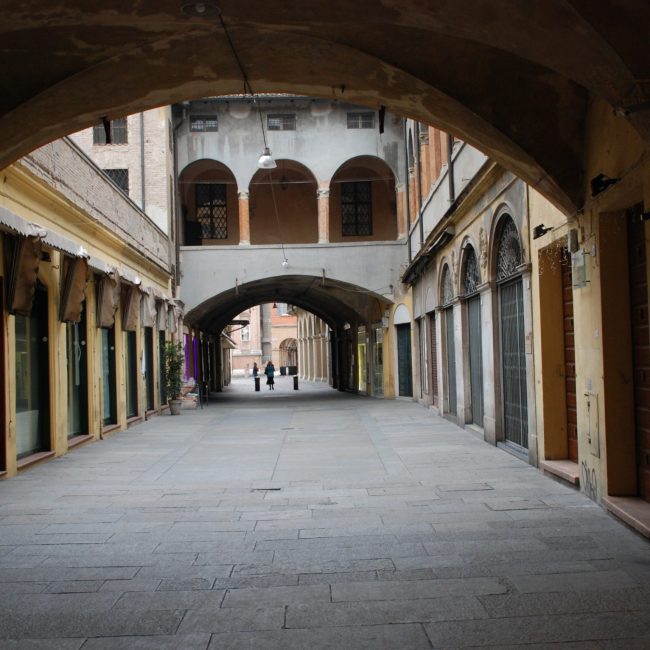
[1,1,649,213]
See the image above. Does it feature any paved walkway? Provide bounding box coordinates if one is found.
[0,377,649,649]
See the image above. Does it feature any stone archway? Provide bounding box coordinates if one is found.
[1,2,649,215]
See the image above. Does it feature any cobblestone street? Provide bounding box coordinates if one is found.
[0,377,649,648]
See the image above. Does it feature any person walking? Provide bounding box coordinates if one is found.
[252,362,259,378]
[265,360,275,390]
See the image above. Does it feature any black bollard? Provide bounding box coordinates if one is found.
[293,376,299,390]
[254,377,260,392]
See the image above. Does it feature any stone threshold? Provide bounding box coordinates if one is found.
[17,450,55,470]
[540,459,580,486]
[602,495,650,539]
[496,441,529,463]
[102,423,121,437]
[67,434,94,449]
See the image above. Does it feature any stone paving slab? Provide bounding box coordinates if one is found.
[0,378,649,647]
[205,623,432,649]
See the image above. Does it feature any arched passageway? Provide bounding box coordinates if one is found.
[187,274,391,394]
[1,2,649,216]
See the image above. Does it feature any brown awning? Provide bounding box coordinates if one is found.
[60,257,89,323]
[5,235,42,316]
[121,283,141,332]
[157,300,168,331]
[168,305,178,334]
[96,271,120,328]
[140,287,156,328]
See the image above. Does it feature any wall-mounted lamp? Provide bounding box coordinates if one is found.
[614,100,650,117]
[343,322,351,330]
[590,173,620,197]
[533,224,552,240]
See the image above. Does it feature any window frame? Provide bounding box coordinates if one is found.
[189,115,219,132]
[195,182,228,240]
[267,113,296,131]
[341,181,373,237]
[347,111,375,129]
[103,168,129,195]
[93,118,128,145]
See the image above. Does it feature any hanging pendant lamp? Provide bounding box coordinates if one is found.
[258,147,277,169]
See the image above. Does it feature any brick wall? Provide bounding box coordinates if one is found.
[20,137,171,272]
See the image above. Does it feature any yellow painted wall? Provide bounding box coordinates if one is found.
[0,159,172,478]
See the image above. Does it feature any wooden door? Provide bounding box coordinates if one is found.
[628,206,650,501]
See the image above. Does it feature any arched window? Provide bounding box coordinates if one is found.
[442,264,454,305]
[463,246,480,295]
[496,216,522,281]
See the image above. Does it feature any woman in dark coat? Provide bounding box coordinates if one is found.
[265,361,275,390]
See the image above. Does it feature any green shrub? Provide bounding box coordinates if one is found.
[162,341,184,400]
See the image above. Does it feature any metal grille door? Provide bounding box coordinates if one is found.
[396,324,413,397]
[500,279,528,448]
[468,295,483,426]
[445,307,457,414]
[429,312,439,407]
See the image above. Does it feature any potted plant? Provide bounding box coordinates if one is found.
[162,341,184,415]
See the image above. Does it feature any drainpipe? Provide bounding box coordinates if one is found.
[172,103,188,297]
[404,119,412,262]
[140,112,146,213]
[416,121,424,248]
[447,133,455,203]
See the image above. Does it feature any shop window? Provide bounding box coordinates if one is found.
[341,181,372,236]
[15,283,50,457]
[159,331,166,405]
[125,330,138,418]
[101,327,117,426]
[93,118,128,144]
[144,327,154,411]
[195,183,227,239]
[66,310,88,438]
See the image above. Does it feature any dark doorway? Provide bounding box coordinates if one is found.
[627,205,650,501]
[396,324,413,397]
[66,308,88,438]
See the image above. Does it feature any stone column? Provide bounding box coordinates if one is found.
[314,334,323,381]
[479,282,497,445]
[238,190,250,245]
[317,187,330,244]
[395,182,407,240]
[408,168,416,225]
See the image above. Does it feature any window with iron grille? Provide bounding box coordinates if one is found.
[267,114,296,131]
[104,168,129,195]
[93,118,128,145]
[347,112,375,129]
[190,115,219,132]
[240,325,250,341]
[195,183,228,239]
[341,181,372,236]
